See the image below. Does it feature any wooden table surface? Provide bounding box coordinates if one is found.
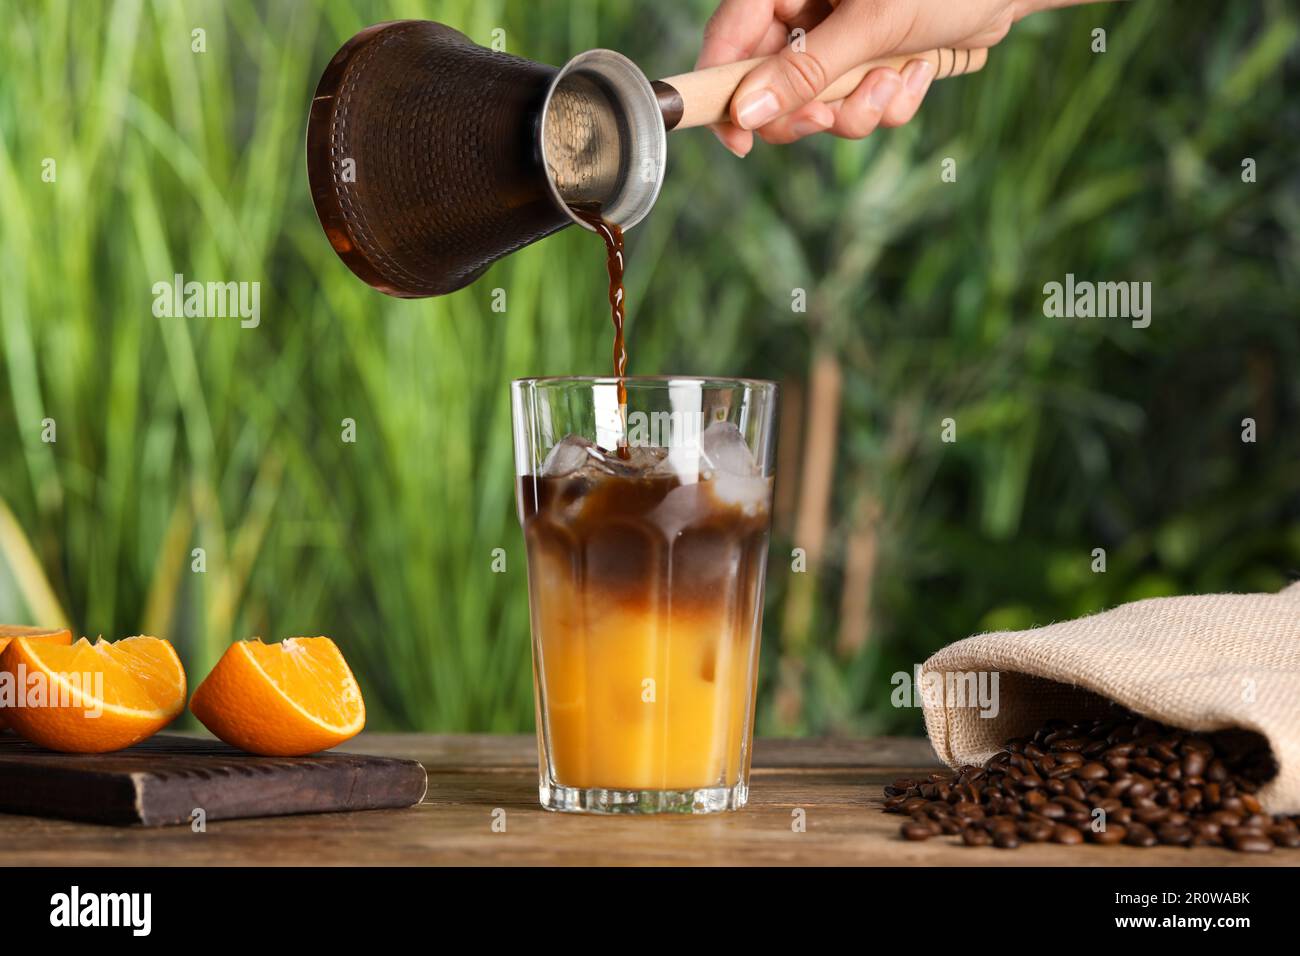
[0,734,1292,866]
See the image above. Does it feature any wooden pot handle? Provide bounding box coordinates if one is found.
[655,47,988,131]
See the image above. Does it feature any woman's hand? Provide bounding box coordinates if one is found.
[697,0,1073,154]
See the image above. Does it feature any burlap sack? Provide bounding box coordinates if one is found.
[920,581,1300,813]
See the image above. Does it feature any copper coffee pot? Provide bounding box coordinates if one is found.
[306,20,987,297]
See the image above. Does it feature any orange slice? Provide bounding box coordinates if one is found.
[0,635,186,752]
[0,626,72,730]
[189,637,365,756]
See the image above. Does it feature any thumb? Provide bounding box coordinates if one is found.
[730,7,881,131]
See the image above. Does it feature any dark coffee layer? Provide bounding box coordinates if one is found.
[518,473,771,608]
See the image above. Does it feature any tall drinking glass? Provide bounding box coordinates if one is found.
[512,376,778,813]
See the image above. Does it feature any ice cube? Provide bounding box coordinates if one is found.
[585,442,668,477]
[541,434,689,481]
[540,435,598,477]
[709,473,770,515]
[620,444,670,473]
[700,421,758,478]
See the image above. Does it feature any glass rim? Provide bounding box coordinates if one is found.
[512,375,778,390]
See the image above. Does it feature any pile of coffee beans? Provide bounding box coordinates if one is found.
[884,713,1299,852]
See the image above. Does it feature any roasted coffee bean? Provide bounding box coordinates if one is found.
[1151,742,1179,763]
[1058,795,1088,814]
[1225,825,1267,842]
[1227,832,1273,853]
[1019,820,1054,842]
[1133,757,1163,776]
[1108,772,1134,789]
[1093,798,1122,816]
[1130,796,1160,814]
[882,711,1300,854]
[1089,824,1127,845]
[1125,777,1154,800]
[1125,823,1158,847]
[992,830,1020,849]
[1156,824,1192,846]
[1269,827,1300,848]
[1052,824,1084,845]
[1133,806,1170,826]
[1040,801,1066,821]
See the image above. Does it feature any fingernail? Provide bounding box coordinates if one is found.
[735,89,780,130]
[905,60,935,94]
[868,74,902,111]
[711,127,750,159]
[790,115,831,138]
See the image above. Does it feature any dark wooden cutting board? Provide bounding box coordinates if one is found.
[0,733,428,826]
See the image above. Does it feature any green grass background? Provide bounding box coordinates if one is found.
[0,0,1296,734]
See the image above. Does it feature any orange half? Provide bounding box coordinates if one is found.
[0,626,72,731]
[0,635,186,752]
[189,637,366,756]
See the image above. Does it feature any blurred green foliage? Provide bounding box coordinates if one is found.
[0,0,1296,735]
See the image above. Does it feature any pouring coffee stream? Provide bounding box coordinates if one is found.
[567,203,630,457]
